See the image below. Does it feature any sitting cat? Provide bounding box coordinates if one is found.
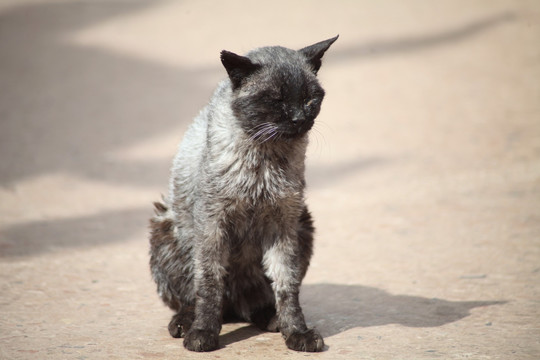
[149,35,338,352]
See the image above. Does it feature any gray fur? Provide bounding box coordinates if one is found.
[149,36,337,352]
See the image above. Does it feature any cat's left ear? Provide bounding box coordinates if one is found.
[220,50,261,90]
[299,35,339,74]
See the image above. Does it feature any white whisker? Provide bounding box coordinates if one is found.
[249,122,279,144]
[310,123,328,157]
[260,127,278,144]
[262,128,278,144]
[249,123,270,138]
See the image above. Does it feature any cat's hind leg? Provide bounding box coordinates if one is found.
[168,305,195,338]
[251,305,279,332]
[231,271,278,332]
[149,202,198,339]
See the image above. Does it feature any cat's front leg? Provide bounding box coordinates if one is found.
[263,239,324,352]
[183,227,228,352]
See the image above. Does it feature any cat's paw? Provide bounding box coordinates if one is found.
[168,312,193,338]
[183,329,219,352]
[285,329,324,352]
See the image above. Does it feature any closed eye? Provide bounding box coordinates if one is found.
[305,98,319,108]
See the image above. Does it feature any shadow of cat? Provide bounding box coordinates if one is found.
[219,325,264,348]
[300,283,506,337]
[217,283,505,347]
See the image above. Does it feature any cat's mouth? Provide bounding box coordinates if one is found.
[248,120,313,143]
[281,120,314,138]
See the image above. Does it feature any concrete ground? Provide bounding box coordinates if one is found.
[1,1,539,359]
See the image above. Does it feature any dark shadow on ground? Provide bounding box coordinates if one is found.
[215,282,505,347]
[329,12,515,62]
[0,207,152,258]
[301,283,505,337]
[219,325,264,348]
[0,1,220,188]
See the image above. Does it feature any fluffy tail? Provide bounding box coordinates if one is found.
[149,201,174,250]
[149,201,185,311]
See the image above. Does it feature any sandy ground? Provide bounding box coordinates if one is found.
[1,1,539,359]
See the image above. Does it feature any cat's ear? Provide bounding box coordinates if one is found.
[220,50,261,90]
[299,35,339,74]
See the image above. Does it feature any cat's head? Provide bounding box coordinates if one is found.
[220,36,338,142]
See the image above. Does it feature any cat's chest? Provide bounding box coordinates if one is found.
[226,200,288,249]
[212,147,304,202]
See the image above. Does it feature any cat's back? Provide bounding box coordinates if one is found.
[168,110,206,193]
[168,81,234,197]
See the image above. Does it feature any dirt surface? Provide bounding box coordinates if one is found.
[1,1,539,359]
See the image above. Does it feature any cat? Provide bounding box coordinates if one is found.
[149,35,338,352]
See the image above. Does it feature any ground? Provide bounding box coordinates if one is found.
[0,1,539,359]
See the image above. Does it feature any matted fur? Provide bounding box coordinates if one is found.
[149,36,337,352]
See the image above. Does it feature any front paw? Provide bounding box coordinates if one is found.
[285,329,324,352]
[183,329,219,352]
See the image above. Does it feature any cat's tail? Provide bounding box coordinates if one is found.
[149,200,175,250]
[149,200,185,311]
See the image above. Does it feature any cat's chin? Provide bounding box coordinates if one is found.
[280,131,310,140]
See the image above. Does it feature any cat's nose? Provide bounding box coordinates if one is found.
[291,110,305,123]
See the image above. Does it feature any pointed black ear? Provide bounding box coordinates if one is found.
[299,35,339,74]
[220,50,261,90]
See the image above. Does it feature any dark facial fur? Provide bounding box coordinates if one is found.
[230,48,326,140]
[149,36,337,353]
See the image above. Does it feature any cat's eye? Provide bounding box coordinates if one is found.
[304,99,317,108]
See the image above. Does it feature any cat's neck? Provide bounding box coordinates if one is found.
[243,135,309,163]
